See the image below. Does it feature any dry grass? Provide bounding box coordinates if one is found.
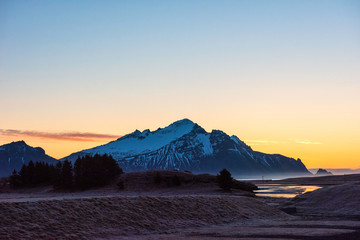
[0,170,257,196]
[118,170,257,193]
[1,172,359,239]
[285,182,360,217]
[0,195,285,239]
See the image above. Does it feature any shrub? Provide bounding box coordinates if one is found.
[9,170,22,188]
[117,180,125,190]
[172,175,181,186]
[217,168,233,191]
[154,172,162,184]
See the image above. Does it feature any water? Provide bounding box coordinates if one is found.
[254,184,321,198]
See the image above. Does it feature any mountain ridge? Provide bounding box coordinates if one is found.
[61,119,311,177]
[0,141,58,177]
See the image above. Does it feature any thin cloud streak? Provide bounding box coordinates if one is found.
[245,140,279,144]
[289,138,323,145]
[295,141,323,145]
[245,139,323,145]
[244,140,281,146]
[0,129,121,142]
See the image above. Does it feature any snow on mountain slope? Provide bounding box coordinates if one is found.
[197,134,213,155]
[120,125,214,170]
[65,119,197,161]
[62,119,311,176]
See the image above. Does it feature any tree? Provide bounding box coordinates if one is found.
[19,164,28,186]
[9,155,122,190]
[35,162,47,184]
[9,170,22,187]
[74,154,123,189]
[74,157,83,187]
[15,162,55,187]
[217,168,233,191]
[19,161,36,186]
[53,161,63,189]
[61,160,73,189]
[48,163,58,184]
[27,160,36,185]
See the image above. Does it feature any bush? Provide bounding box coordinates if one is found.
[117,180,125,190]
[9,170,22,188]
[154,172,162,184]
[172,175,181,186]
[217,168,233,191]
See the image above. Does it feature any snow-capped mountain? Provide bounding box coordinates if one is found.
[0,141,58,177]
[62,119,311,177]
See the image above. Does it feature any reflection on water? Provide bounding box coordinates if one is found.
[254,184,321,198]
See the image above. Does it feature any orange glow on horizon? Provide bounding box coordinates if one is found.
[1,125,359,170]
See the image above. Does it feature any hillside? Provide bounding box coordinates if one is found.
[284,182,360,218]
[62,119,310,177]
[0,141,58,177]
[0,195,290,239]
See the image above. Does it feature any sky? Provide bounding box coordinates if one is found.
[0,0,359,169]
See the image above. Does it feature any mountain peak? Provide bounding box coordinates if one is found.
[12,140,27,146]
[169,118,194,126]
[4,140,30,149]
[118,119,195,142]
[0,141,58,177]
[316,168,332,176]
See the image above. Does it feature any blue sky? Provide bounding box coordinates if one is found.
[0,0,359,167]
[2,1,359,86]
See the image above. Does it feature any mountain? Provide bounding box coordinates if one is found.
[309,168,360,175]
[62,119,311,177]
[315,168,333,176]
[0,141,58,177]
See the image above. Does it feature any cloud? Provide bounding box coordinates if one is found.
[0,129,121,142]
[295,140,323,145]
[244,140,279,145]
[245,139,323,146]
[288,138,323,145]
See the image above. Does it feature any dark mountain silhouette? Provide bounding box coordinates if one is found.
[0,141,58,177]
[315,168,333,176]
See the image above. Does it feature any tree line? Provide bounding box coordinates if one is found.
[10,154,123,190]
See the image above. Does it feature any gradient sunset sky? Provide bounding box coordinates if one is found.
[1,1,359,169]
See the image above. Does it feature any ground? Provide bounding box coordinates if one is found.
[0,171,359,239]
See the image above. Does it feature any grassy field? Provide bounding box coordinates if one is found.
[0,171,359,239]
